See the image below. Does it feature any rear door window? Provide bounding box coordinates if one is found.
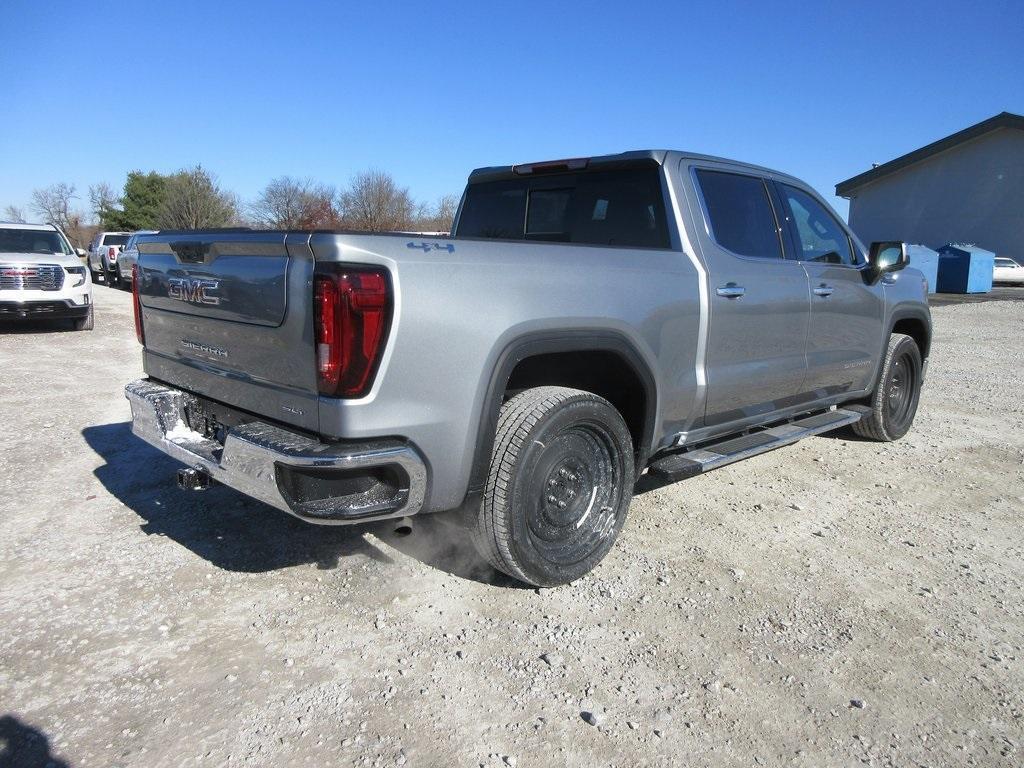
[695,169,782,259]
[456,168,670,249]
[778,184,855,265]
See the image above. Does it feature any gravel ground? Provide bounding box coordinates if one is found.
[1,285,1022,767]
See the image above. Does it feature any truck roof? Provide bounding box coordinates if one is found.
[467,150,797,185]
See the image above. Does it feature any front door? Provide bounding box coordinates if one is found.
[774,182,884,397]
[692,168,811,427]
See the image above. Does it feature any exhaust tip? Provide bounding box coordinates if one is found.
[392,517,413,537]
[177,466,213,491]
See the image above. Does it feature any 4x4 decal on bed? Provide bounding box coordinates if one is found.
[406,241,455,254]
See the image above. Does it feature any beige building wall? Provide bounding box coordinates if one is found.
[845,128,1024,260]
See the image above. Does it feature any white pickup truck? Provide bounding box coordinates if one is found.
[87,231,131,285]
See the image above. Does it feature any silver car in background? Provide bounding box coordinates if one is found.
[117,231,158,288]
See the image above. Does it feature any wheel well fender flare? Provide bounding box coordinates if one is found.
[888,309,932,360]
[460,329,659,510]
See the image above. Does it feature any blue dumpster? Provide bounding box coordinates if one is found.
[936,243,994,293]
[906,244,939,294]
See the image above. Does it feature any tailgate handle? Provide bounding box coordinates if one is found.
[170,241,212,264]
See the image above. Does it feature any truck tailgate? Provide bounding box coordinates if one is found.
[135,232,320,432]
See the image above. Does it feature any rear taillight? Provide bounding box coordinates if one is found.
[314,267,391,398]
[132,264,144,344]
[108,246,117,262]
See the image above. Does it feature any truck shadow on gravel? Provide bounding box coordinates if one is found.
[0,714,69,768]
[81,422,519,587]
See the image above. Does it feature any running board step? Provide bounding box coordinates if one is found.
[648,408,863,482]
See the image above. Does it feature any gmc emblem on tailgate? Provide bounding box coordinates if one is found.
[168,277,221,306]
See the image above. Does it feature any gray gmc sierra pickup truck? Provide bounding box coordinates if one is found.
[124,150,931,586]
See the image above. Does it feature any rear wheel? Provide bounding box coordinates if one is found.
[473,386,635,586]
[104,268,118,287]
[852,333,921,441]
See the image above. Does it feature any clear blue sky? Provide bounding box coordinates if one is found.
[2,0,1021,221]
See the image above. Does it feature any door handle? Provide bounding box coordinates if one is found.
[716,284,745,298]
[813,284,834,297]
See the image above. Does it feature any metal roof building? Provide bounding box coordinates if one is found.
[836,112,1024,262]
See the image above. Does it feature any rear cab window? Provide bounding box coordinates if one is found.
[455,167,670,249]
[102,234,129,247]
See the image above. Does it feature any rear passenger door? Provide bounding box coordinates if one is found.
[773,182,884,397]
[691,167,811,427]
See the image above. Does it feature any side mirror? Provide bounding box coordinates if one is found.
[76,247,86,257]
[867,241,908,282]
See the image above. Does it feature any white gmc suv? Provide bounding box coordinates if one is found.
[0,222,94,330]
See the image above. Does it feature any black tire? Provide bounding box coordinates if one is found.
[473,386,635,587]
[852,333,921,441]
[72,306,94,331]
[104,268,118,287]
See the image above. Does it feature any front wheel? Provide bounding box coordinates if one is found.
[473,386,635,586]
[71,306,94,331]
[852,333,922,441]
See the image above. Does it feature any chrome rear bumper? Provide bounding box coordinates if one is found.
[124,379,427,524]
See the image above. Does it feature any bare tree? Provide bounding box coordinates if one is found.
[88,182,120,227]
[251,176,339,229]
[413,193,459,233]
[29,183,92,247]
[3,205,26,223]
[157,166,238,229]
[338,170,415,232]
[296,195,342,230]
[30,183,77,231]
